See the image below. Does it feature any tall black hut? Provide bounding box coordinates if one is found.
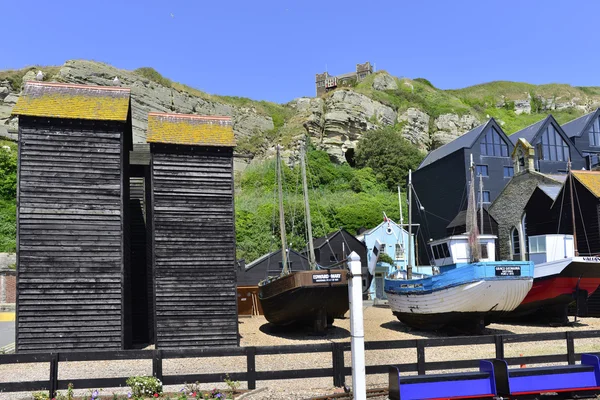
[147,112,238,348]
[12,81,133,352]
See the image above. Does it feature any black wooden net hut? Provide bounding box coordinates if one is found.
[147,112,238,348]
[12,81,132,352]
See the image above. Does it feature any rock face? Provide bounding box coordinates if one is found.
[430,113,480,148]
[0,60,274,144]
[372,72,398,91]
[397,108,430,151]
[309,90,397,162]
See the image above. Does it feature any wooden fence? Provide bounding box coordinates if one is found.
[1,330,598,395]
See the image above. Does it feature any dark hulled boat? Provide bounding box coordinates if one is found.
[258,144,349,332]
[259,269,349,327]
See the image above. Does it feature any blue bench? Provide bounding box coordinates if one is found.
[388,361,498,400]
[492,354,600,398]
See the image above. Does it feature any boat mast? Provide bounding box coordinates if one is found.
[568,160,579,256]
[467,154,481,262]
[479,173,484,235]
[300,144,317,269]
[407,170,413,280]
[398,186,405,264]
[276,145,289,275]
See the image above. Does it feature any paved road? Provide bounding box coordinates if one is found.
[0,321,15,348]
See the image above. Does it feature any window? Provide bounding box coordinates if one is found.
[589,117,600,147]
[476,165,488,177]
[441,243,450,258]
[529,236,546,253]
[395,243,404,260]
[479,191,491,204]
[538,124,569,162]
[511,228,520,258]
[480,127,509,157]
[315,249,321,263]
[504,166,514,178]
[432,243,451,260]
[480,244,489,259]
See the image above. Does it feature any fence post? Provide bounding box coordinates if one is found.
[153,349,163,382]
[331,342,345,387]
[566,331,575,365]
[495,335,504,359]
[49,353,58,399]
[416,341,426,375]
[246,347,257,390]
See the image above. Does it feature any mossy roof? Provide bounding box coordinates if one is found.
[572,170,600,198]
[146,112,235,147]
[12,81,130,121]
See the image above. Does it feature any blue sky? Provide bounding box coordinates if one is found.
[2,0,599,103]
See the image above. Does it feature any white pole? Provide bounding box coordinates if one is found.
[348,251,366,400]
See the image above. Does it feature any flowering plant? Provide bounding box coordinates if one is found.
[126,376,163,398]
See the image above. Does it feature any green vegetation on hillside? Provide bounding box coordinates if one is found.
[0,66,61,90]
[235,145,418,262]
[355,127,425,190]
[0,140,17,252]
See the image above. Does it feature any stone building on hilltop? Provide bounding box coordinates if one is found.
[315,62,373,96]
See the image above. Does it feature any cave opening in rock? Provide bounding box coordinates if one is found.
[345,148,356,166]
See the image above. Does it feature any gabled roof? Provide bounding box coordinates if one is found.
[509,117,548,144]
[245,249,309,271]
[562,108,600,138]
[12,81,130,121]
[537,184,562,201]
[357,218,406,240]
[310,228,366,250]
[572,170,600,198]
[419,118,508,169]
[147,112,235,146]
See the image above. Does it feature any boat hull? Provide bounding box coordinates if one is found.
[258,270,349,326]
[385,261,534,332]
[508,258,600,320]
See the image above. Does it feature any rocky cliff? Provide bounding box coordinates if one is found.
[2,61,600,163]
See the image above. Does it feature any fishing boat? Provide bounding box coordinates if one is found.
[384,160,535,333]
[507,163,600,323]
[258,144,349,333]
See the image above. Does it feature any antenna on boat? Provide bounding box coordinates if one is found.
[479,173,484,236]
[276,145,289,275]
[300,143,317,269]
[568,159,579,256]
[407,170,413,280]
[398,186,405,268]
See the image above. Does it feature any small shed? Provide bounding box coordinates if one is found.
[147,112,238,348]
[12,81,132,352]
[237,249,310,316]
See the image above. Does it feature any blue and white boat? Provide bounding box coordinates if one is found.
[384,165,534,332]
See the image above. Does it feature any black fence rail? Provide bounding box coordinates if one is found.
[1,330,598,395]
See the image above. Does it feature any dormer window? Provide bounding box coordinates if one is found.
[589,117,600,147]
[480,127,509,157]
[539,125,569,161]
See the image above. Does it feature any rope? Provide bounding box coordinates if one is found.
[573,182,592,255]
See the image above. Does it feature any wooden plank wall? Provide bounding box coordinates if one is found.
[151,144,238,348]
[17,117,127,352]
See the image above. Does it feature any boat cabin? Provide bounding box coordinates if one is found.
[527,234,574,265]
[429,234,497,267]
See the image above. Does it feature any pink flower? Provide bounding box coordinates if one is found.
[154,394,159,398]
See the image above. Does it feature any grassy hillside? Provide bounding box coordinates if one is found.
[0,140,16,252]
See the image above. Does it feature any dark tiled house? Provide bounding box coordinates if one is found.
[510,115,585,174]
[412,118,514,263]
[562,108,600,169]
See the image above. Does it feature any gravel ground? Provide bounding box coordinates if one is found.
[2,304,600,399]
